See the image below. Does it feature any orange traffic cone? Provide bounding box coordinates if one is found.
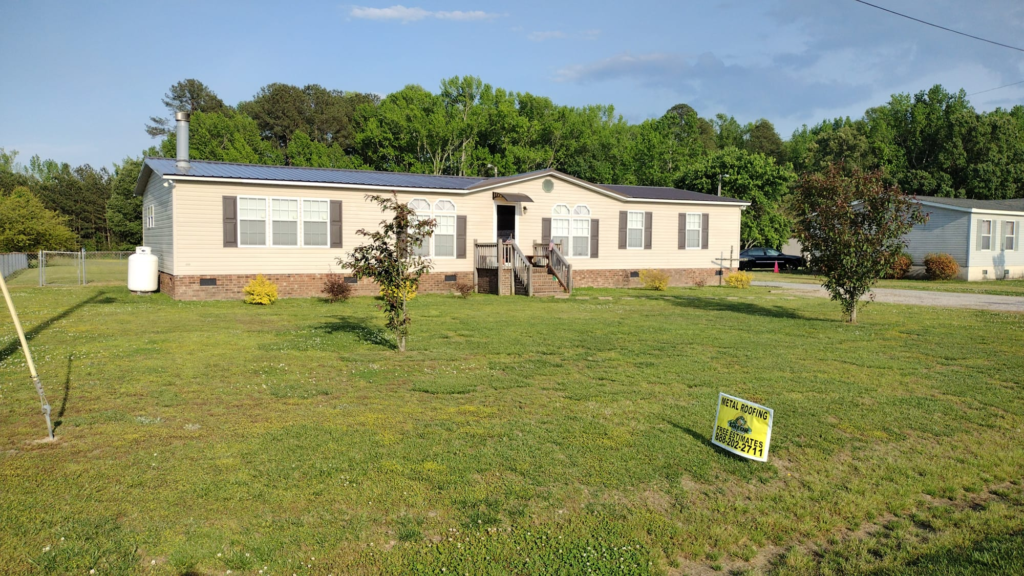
[773,261,779,274]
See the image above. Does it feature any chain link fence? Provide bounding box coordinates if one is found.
[1,252,31,279]
[1,250,133,286]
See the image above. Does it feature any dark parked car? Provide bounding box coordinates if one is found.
[739,248,805,271]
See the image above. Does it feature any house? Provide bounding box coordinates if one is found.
[907,197,1023,281]
[134,113,748,300]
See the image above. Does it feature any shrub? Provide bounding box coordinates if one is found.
[243,274,278,305]
[725,271,752,289]
[884,252,913,279]
[380,279,417,302]
[638,269,669,291]
[453,282,474,298]
[924,253,959,280]
[322,274,353,303]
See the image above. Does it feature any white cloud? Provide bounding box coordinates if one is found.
[349,5,500,23]
[527,29,601,42]
[528,31,567,42]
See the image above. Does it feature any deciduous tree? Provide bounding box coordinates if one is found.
[339,194,435,352]
[676,148,795,249]
[793,164,926,323]
[0,187,78,251]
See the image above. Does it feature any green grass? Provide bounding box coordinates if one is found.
[1,284,1022,575]
[750,270,1024,297]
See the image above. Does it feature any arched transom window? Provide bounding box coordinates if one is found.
[551,204,570,254]
[409,199,432,257]
[571,204,591,257]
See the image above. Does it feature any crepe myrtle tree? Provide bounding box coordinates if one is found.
[794,164,927,323]
[339,194,435,352]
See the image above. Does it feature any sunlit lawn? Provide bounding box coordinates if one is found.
[750,270,1024,297]
[1,277,1022,575]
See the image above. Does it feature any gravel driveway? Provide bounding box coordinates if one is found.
[753,281,1024,313]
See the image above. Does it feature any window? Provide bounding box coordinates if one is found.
[627,211,645,249]
[686,213,701,249]
[1006,221,1016,251]
[980,219,992,251]
[239,197,267,246]
[144,205,155,229]
[551,204,570,253]
[271,198,299,246]
[301,200,329,247]
[765,248,781,257]
[409,198,431,257]
[572,204,591,257]
[433,199,456,257]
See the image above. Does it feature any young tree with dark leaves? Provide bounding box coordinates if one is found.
[339,194,435,352]
[794,164,927,323]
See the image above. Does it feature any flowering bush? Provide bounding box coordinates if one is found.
[725,271,752,289]
[243,274,278,305]
[924,253,959,280]
[638,269,669,291]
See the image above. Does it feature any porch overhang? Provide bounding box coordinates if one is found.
[493,192,534,203]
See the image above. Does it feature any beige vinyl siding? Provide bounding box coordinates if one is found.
[904,205,970,266]
[171,181,493,275]
[142,175,173,273]
[495,177,742,270]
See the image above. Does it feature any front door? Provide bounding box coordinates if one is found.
[497,204,516,241]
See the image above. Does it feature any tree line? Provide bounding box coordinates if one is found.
[2,77,1022,252]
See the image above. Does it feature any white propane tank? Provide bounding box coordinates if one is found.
[127,247,159,293]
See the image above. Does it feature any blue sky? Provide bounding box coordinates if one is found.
[2,0,1022,169]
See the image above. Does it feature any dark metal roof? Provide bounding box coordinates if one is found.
[600,183,747,203]
[493,192,534,203]
[135,158,748,205]
[916,196,1024,212]
[142,158,489,190]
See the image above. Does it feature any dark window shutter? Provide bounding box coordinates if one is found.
[456,215,467,259]
[644,212,653,250]
[678,213,686,250]
[542,218,551,245]
[222,196,237,248]
[618,211,627,249]
[330,200,343,248]
[701,213,710,250]
[590,219,599,258]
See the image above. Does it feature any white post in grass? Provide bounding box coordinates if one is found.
[0,270,53,439]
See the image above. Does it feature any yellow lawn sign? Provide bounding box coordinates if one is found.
[711,393,773,462]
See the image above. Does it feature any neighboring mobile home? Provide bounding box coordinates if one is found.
[907,197,1024,281]
[134,114,748,300]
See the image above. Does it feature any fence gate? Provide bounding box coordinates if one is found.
[39,250,84,286]
[38,250,134,286]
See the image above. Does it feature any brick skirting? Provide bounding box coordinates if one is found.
[158,271,473,301]
[572,267,731,289]
[158,267,730,300]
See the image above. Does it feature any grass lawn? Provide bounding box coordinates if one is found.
[1,283,1022,575]
[750,270,1024,297]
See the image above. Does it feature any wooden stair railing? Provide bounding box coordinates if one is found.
[533,242,572,295]
[502,241,532,296]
